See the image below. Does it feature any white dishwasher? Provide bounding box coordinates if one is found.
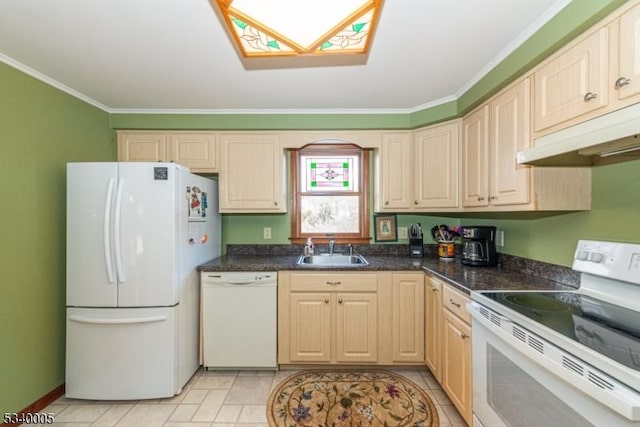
[202,271,277,369]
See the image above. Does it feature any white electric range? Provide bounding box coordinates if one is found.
[468,240,640,427]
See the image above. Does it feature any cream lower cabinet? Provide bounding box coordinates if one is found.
[117,131,218,173]
[441,284,473,426]
[424,274,472,426]
[424,275,443,383]
[391,273,425,362]
[278,271,424,366]
[218,133,286,213]
[278,271,378,364]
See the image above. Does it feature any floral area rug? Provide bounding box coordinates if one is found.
[267,370,439,427]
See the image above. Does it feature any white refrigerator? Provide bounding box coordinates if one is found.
[65,162,220,400]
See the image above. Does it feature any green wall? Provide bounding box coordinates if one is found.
[459,159,640,266]
[0,62,115,413]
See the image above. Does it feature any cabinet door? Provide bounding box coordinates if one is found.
[336,293,378,363]
[414,121,460,209]
[442,309,472,426]
[168,133,217,173]
[534,27,608,132]
[117,132,167,162]
[391,274,425,362]
[489,78,531,206]
[377,133,413,211]
[219,134,285,212]
[617,2,640,103]
[425,276,442,382]
[461,106,489,207]
[289,293,331,363]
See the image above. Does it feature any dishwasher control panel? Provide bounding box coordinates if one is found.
[202,272,277,285]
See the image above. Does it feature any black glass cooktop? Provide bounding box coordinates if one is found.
[480,291,640,372]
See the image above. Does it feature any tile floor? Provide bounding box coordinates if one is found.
[36,368,467,426]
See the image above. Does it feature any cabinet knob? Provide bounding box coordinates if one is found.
[274,201,278,206]
[461,333,469,339]
[414,200,418,205]
[583,92,598,102]
[489,196,497,201]
[477,196,485,201]
[338,298,343,304]
[432,288,439,292]
[326,281,342,286]
[615,77,631,89]
[385,201,389,205]
[449,298,461,308]
[324,298,329,304]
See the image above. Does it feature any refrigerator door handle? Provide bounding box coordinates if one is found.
[104,177,115,283]
[114,178,126,283]
[69,314,167,325]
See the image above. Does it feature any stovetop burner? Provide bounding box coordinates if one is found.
[503,293,572,312]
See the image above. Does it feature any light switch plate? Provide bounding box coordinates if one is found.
[263,227,272,239]
[496,230,505,247]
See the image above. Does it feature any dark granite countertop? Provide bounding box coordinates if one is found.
[198,244,579,295]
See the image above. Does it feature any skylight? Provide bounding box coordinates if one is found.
[213,0,383,60]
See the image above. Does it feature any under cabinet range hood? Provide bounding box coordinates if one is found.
[517,103,640,166]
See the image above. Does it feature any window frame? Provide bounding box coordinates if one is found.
[290,144,370,245]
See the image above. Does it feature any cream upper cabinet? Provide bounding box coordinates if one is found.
[117,132,168,162]
[533,27,609,134]
[167,133,217,173]
[117,131,218,173]
[391,273,425,363]
[425,274,443,383]
[461,105,489,207]
[462,78,592,212]
[488,78,531,206]
[218,133,286,213]
[414,121,460,209]
[375,121,460,212]
[614,1,640,105]
[376,133,414,211]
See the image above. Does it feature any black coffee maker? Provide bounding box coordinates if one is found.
[461,226,498,266]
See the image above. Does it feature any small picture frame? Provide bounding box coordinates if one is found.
[374,214,397,242]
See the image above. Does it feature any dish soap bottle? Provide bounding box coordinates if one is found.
[304,238,314,256]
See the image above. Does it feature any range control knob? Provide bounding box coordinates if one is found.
[576,250,588,261]
[588,252,604,263]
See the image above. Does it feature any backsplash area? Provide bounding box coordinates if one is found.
[223,244,580,288]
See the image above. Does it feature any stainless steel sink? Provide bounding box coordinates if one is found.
[296,254,369,266]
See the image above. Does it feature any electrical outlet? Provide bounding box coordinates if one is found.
[398,227,408,239]
[263,227,272,240]
[496,230,505,247]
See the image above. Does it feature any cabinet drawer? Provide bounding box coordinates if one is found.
[289,273,378,292]
[442,285,471,324]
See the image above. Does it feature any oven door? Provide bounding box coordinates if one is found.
[469,303,640,427]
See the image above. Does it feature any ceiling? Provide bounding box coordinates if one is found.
[0,0,569,114]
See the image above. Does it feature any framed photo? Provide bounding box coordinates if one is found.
[374,214,397,242]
